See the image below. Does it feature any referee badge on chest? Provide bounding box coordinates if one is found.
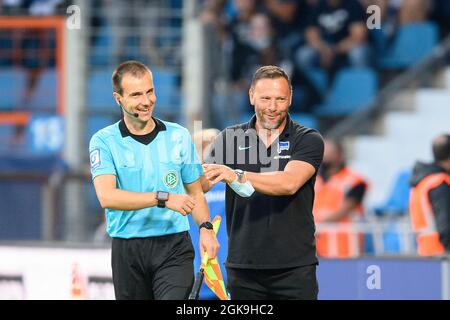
[163,170,179,188]
[277,141,290,154]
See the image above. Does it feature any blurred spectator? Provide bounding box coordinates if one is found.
[396,0,431,25]
[199,0,228,41]
[228,0,276,86]
[313,138,368,258]
[219,1,281,124]
[409,133,450,256]
[361,1,431,25]
[362,0,432,54]
[295,0,371,78]
[260,0,302,62]
[429,0,450,39]
[104,0,164,65]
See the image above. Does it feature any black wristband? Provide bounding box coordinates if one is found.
[199,221,213,231]
[156,191,169,208]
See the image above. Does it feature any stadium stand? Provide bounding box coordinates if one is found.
[314,67,378,116]
[28,68,57,110]
[0,68,26,110]
[378,22,439,69]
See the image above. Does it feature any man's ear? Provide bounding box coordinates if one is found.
[248,88,255,106]
[112,92,121,106]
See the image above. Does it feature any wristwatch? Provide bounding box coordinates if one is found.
[156,191,169,208]
[234,169,245,183]
[199,221,213,232]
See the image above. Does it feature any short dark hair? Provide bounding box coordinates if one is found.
[250,65,292,92]
[432,134,450,162]
[112,60,151,95]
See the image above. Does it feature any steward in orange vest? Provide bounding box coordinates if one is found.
[313,139,368,258]
[409,134,450,256]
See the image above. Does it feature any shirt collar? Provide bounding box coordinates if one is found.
[119,117,166,138]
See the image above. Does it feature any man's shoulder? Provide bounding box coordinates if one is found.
[221,122,251,136]
[160,119,189,135]
[290,121,323,142]
[91,122,120,142]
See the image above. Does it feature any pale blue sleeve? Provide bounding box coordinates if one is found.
[181,131,203,184]
[89,134,116,179]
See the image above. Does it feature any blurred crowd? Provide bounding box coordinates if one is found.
[0,0,68,15]
[200,0,450,117]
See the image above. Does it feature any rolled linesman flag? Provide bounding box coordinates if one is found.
[188,215,229,300]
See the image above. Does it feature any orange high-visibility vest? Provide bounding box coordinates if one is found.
[409,172,450,256]
[313,167,367,258]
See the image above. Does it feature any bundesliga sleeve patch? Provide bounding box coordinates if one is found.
[90,149,101,169]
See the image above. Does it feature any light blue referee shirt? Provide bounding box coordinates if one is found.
[89,118,202,238]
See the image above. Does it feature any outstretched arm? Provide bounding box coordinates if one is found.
[185,179,220,259]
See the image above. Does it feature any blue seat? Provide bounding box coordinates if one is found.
[0,124,15,151]
[0,31,13,66]
[0,68,26,110]
[28,69,57,111]
[314,68,378,116]
[303,68,328,96]
[374,169,412,216]
[378,22,438,69]
[364,233,375,255]
[87,69,116,109]
[290,113,318,129]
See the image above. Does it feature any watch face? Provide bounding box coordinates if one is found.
[157,191,169,201]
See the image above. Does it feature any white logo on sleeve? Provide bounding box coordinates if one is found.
[90,149,101,169]
[238,145,252,151]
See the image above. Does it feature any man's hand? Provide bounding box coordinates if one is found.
[165,193,195,216]
[199,227,220,260]
[202,164,237,185]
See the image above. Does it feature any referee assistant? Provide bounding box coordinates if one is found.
[202,65,324,300]
[89,61,219,300]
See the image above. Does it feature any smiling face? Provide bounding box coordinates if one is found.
[113,70,156,122]
[249,77,292,130]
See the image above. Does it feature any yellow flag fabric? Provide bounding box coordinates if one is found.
[202,215,229,300]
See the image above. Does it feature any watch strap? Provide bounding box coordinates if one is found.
[199,221,213,231]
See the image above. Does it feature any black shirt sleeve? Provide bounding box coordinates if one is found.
[290,129,324,172]
[345,182,367,204]
[429,182,450,251]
